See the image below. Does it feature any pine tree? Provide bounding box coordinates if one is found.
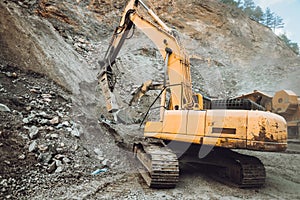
[290,43,299,55]
[243,0,255,10]
[279,34,299,55]
[263,7,274,28]
[251,6,264,22]
[272,15,284,32]
[219,0,298,54]
[220,0,242,8]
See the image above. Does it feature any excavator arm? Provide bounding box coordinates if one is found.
[99,0,195,113]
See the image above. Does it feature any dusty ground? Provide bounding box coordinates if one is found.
[0,65,299,199]
[0,65,131,198]
[1,0,300,199]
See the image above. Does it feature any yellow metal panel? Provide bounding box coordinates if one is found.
[187,110,206,136]
[162,110,188,134]
[247,111,287,151]
[144,121,163,133]
[203,137,246,148]
[247,141,287,151]
[205,110,247,139]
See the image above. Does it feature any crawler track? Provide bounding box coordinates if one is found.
[180,147,266,188]
[227,151,266,187]
[133,140,266,188]
[133,142,179,188]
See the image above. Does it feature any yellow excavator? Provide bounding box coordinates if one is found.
[98,0,287,188]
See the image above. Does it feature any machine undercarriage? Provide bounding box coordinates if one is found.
[133,140,266,188]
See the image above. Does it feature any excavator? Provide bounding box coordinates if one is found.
[98,0,287,188]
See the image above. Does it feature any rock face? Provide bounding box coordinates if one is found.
[0,1,96,95]
[0,0,299,98]
[110,0,300,98]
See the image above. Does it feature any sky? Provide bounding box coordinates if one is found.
[253,0,300,45]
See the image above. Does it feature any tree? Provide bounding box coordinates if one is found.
[218,0,298,55]
[279,34,299,55]
[243,7,253,17]
[289,43,299,55]
[263,7,274,28]
[272,15,284,32]
[251,6,264,23]
[243,0,255,10]
[279,34,290,44]
[220,0,242,8]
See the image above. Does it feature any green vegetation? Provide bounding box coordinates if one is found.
[279,34,299,55]
[220,0,299,54]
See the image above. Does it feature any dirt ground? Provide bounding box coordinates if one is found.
[0,65,129,199]
[0,65,299,199]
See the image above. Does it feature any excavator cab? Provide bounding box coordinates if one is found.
[192,93,203,110]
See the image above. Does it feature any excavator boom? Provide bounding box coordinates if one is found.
[99,0,195,113]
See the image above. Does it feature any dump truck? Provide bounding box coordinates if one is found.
[235,90,300,140]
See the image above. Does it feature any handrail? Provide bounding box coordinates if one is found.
[139,82,192,127]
